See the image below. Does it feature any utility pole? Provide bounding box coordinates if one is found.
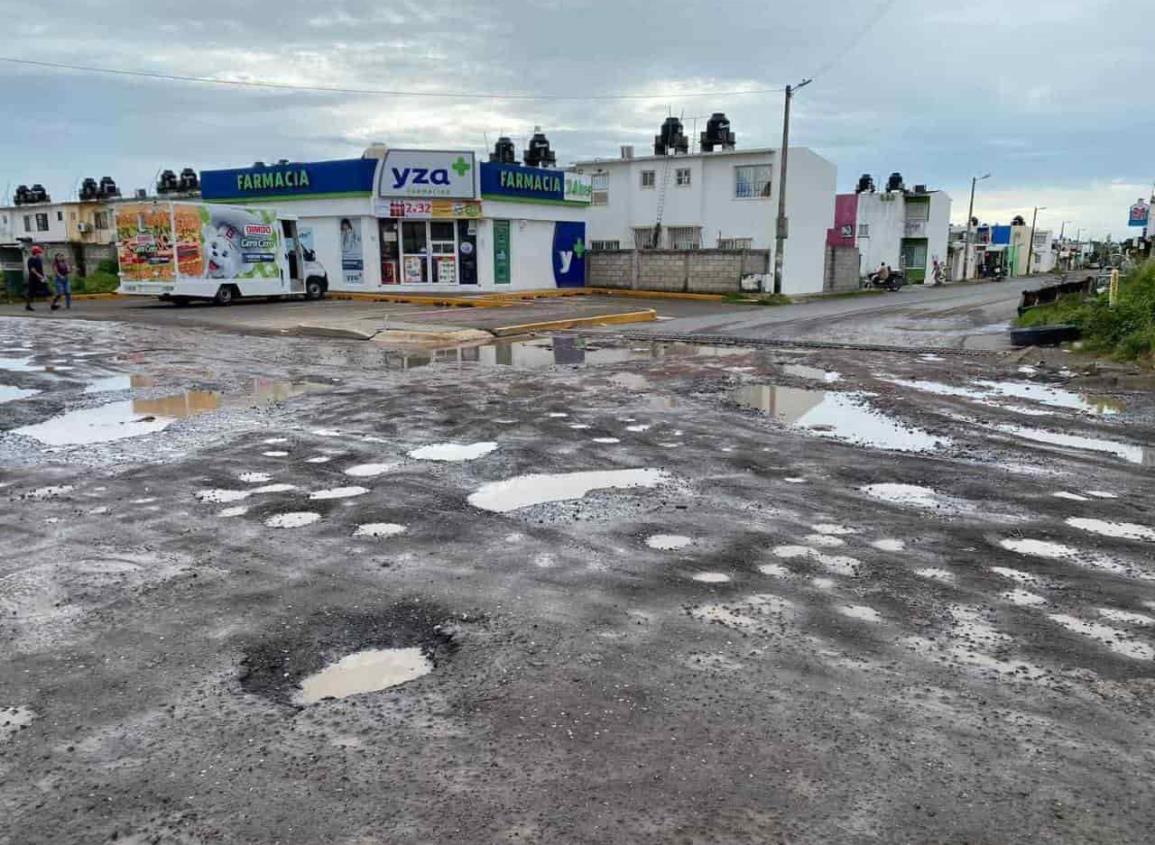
[1024,205,1045,275]
[772,78,811,295]
[961,173,990,281]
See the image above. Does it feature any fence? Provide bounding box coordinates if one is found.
[587,249,769,294]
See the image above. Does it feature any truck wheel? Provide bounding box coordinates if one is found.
[213,285,236,306]
[305,278,326,301]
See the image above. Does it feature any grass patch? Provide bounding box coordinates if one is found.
[1015,261,1155,362]
[73,271,120,294]
[722,292,793,306]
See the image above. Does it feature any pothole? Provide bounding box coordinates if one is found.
[238,604,458,706]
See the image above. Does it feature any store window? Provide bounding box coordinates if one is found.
[388,219,460,285]
[735,165,772,199]
[640,171,656,189]
[675,168,691,187]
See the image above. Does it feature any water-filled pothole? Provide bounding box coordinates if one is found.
[238,604,458,706]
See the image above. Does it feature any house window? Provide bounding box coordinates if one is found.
[858,223,870,237]
[35,213,49,232]
[734,164,772,199]
[640,170,656,189]
[590,240,621,251]
[675,168,691,187]
[905,202,930,222]
[591,172,609,206]
[24,215,32,232]
[717,237,753,250]
[632,227,658,249]
[56,211,63,222]
[667,226,701,250]
[94,211,109,230]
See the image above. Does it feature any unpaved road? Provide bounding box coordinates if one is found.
[1,313,1153,844]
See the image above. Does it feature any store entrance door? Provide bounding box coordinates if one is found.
[429,221,458,284]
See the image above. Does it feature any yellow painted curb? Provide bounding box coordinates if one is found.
[491,308,657,336]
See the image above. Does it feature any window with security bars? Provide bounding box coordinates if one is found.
[640,170,655,188]
[904,201,930,221]
[675,168,691,187]
[717,237,753,250]
[35,213,49,232]
[632,227,658,249]
[667,226,701,250]
[858,223,870,237]
[591,172,610,206]
[590,240,621,251]
[734,164,772,199]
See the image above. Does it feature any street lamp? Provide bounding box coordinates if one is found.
[962,173,990,281]
[1024,206,1046,275]
[772,77,812,295]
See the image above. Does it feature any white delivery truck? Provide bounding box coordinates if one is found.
[114,200,328,305]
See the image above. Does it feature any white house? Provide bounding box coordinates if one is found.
[571,146,836,295]
[829,181,951,283]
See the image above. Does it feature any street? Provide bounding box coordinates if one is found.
[2,283,1154,844]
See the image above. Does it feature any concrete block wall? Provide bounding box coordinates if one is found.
[824,245,861,292]
[588,249,769,294]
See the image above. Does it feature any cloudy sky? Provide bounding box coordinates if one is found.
[1,0,1151,239]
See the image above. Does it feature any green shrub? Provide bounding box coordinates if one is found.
[73,271,121,294]
[95,258,119,275]
[1015,262,1155,362]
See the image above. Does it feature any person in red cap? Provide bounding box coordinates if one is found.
[25,246,47,312]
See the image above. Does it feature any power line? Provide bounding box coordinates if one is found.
[0,56,786,102]
[808,0,901,79]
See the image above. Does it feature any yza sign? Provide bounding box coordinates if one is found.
[552,222,587,288]
[378,150,476,199]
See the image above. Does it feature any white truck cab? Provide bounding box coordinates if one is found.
[114,201,328,305]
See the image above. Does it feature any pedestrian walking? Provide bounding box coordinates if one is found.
[25,246,47,312]
[51,252,72,310]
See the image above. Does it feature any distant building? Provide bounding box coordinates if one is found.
[827,176,951,283]
[0,195,124,278]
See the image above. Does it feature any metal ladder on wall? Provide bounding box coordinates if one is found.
[651,154,674,249]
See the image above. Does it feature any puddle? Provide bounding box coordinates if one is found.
[994,424,1145,464]
[294,647,432,704]
[592,437,621,444]
[239,472,273,483]
[975,380,1120,414]
[1048,614,1154,660]
[999,538,1077,559]
[771,545,860,576]
[408,442,497,462]
[0,385,39,403]
[196,484,297,503]
[860,483,941,509]
[1066,517,1155,542]
[13,401,174,445]
[219,506,248,518]
[263,450,289,457]
[306,456,333,464]
[812,523,856,536]
[265,512,321,528]
[467,468,670,513]
[839,605,881,622]
[1002,589,1046,607]
[804,534,846,548]
[916,568,955,583]
[1098,608,1154,626]
[569,423,592,430]
[83,375,155,394]
[758,563,791,577]
[1087,490,1118,499]
[783,364,841,383]
[354,523,407,538]
[1,706,37,742]
[732,385,948,453]
[0,356,43,373]
[344,463,396,477]
[625,424,652,432]
[309,486,369,500]
[692,572,731,583]
[1053,491,1089,502]
[870,538,905,552]
[645,534,692,551]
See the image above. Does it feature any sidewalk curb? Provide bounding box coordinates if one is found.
[491,309,657,336]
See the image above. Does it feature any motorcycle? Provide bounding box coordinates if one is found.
[864,270,907,292]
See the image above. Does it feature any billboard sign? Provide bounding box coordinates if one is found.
[377,150,476,199]
[480,162,592,205]
[200,159,376,202]
[1128,199,1150,228]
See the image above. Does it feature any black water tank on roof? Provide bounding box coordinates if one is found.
[13,185,30,205]
[654,117,689,156]
[523,128,557,168]
[490,136,516,164]
[99,177,121,198]
[855,173,875,194]
[886,172,904,193]
[29,184,49,203]
[157,170,178,194]
[179,168,200,192]
[699,112,735,152]
[80,178,100,201]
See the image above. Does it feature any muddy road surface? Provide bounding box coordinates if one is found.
[1,316,1153,844]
